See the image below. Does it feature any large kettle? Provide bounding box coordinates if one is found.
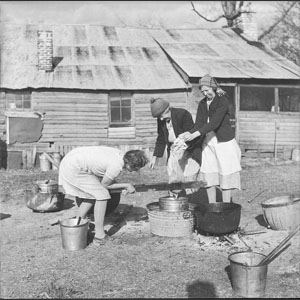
[194,202,241,235]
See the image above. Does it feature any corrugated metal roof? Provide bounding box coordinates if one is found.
[0,24,187,90]
[2,25,299,91]
[149,28,300,80]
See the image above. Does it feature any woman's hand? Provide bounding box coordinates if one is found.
[179,131,200,142]
[122,183,136,195]
[178,132,191,141]
[149,156,157,169]
[216,87,226,96]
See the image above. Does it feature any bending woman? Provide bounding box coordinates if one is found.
[59,146,148,244]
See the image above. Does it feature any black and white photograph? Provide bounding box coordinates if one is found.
[0,1,299,298]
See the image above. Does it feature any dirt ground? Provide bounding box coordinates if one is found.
[1,157,300,299]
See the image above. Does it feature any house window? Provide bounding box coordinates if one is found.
[5,91,32,110]
[279,87,300,112]
[109,91,132,127]
[240,86,274,111]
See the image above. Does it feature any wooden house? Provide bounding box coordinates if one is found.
[0,24,188,168]
[1,23,300,168]
[149,28,300,159]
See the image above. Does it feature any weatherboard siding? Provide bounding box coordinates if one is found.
[238,111,300,154]
[33,90,109,143]
[10,90,185,154]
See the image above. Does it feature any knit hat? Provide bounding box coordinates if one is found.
[150,98,169,118]
[199,74,218,89]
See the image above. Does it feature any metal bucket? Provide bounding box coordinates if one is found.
[159,195,189,212]
[39,154,51,171]
[147,202,194,237]
[228,251,268,298]
[34,180,58,194]
[261,196,300,230]
[59,218,90,251]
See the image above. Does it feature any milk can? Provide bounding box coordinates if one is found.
[39,153,51,171]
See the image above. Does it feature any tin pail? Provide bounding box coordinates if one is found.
[228,251,268,298]
[60,218,90,251]
[39,154,51,171]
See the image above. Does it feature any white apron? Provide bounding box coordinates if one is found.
[199,132,241,189]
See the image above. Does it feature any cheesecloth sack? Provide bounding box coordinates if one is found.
[167,137,200,183]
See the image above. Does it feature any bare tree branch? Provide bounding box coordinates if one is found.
[191,1,246,26]
[238,1,244,10]
[258,1,298,40]
[191,1,223,22]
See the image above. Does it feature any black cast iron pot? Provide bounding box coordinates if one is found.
[194,202,241,235]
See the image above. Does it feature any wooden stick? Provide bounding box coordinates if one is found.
[22,150,27,169]
[258,225,300,266]
[32,146,37,167]
[274,121,280,163]
[109,180,206,194]
[43,152,60,169]
[248,190,266,203]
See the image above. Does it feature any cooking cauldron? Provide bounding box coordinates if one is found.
[194,202,241,235]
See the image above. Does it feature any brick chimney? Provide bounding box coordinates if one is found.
[234,3,258,41]
[37,30,53,71]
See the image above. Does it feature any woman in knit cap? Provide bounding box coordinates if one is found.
[149,97,202,179]
[179,74,241,203]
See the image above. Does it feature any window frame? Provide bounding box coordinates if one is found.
[108,91,134,127]
[5,90,32,111]
[239,84,300,114]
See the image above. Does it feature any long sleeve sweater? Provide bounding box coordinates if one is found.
[190,94,235,142]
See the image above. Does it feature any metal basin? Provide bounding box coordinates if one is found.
[33,180,58,194]
[159,195,189,212]
[194,202,241,235]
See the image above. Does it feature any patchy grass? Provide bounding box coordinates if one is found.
[1,158,300,298]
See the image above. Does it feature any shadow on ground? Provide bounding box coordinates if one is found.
[87,204,148,243]
[186,280,217,298]
[255,214,269,228]
[63,198,76,210]
[0,213,11,220]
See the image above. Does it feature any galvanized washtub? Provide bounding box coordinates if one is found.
[146,202,194,237]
